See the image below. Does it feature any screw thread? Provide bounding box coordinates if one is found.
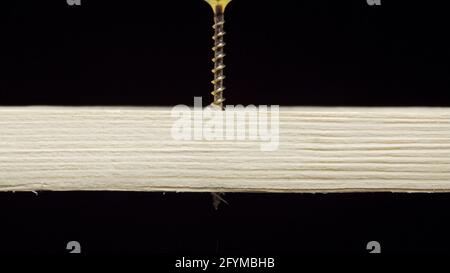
[211,13,226,110]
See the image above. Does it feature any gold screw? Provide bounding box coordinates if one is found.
[205,0,232,110]
[205,0,232,209]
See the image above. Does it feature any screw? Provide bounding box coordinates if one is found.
[205,0,232,210]
[204,0,232,110]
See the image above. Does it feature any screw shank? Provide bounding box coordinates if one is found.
[211,12,226,109]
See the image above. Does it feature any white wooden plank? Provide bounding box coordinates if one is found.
[1,107,449,192]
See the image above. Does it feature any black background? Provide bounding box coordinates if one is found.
[1,0,449,106]
[0,0,450,259]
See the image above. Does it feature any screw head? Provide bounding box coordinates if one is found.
[205,0,232,13]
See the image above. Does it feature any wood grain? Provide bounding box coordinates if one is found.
[1,107,449,192]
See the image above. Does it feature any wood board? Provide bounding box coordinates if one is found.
[1,106,449,193]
